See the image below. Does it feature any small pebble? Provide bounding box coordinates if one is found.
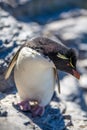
[0,110,8,117]
[24,121,30,126]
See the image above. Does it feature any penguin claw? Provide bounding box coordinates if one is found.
[31,105,45,117]
[18,100,45,117]
[18,100,31,111]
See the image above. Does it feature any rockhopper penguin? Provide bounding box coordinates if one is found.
[5,37,80,117]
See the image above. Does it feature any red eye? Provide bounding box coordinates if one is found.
[67,63,70,66]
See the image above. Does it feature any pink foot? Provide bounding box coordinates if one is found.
[18,100,31,111]
[31,105,45,117]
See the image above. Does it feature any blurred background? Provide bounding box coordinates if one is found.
[0,0,87,130]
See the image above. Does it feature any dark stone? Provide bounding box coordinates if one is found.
[4,39,10,44]
[24,121,30,126]
[0,40,3,46]
[0,110,8,117]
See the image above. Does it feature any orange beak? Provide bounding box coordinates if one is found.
[72,69,80,79]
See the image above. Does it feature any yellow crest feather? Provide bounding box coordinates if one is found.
[57,53,68,60]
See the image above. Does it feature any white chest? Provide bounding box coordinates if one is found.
[14,47,56,106]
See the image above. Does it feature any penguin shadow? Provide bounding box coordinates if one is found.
[12,92,70,130]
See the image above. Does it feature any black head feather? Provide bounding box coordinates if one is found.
[66,48,77,68]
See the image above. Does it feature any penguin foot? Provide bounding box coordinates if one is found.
[31,105,45,117]
[18,100,31,111]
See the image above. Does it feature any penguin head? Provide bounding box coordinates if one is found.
[49,48,80,79]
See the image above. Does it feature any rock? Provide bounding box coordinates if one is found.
[0,119,22,130]
[43,12,87,48]
[78,59,87,73]
[0,92,5,100]
[0,93,72,130]
[0,109,8,117]
[0,40,3,46]
[79,44,87,51]
[83,91,87,107]
[79,74,87,89]
[59,75,87,117]
[1,0,87,16]
[59,76,80,101]
[0,92,87,130]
